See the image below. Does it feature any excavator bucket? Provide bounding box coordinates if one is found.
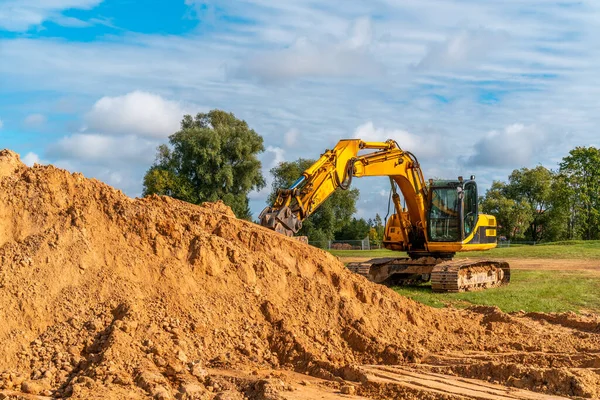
[259,206,302,237]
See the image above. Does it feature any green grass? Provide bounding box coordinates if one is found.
[328,241,600,260]
[537,239,600,246]
[458,242,600,259]
[328,241,600,313]
[329,249,399,258]
[391,270,600,313]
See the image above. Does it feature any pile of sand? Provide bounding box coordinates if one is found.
[0,150,598,399]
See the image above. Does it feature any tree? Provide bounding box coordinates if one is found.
[480,166,573,242]
[559,146,600,240]
[268,158,359,244]
[335,218,370,241]
[544,173,572,241]
[368,227,379,245]
[505,166,554,242]
[143,110,265,219]
[373,213,385,241]
[480,181,533,240]
[367,213,385,246]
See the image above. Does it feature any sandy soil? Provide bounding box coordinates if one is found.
[0,150,598,399]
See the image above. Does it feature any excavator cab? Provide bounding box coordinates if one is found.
[427,177,478,243]
[425,176,498,253]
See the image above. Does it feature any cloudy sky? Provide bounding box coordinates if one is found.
[1,0,599,220]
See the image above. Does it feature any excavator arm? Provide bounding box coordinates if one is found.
[259,139,428,244]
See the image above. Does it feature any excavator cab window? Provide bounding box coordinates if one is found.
[427,184,461,242]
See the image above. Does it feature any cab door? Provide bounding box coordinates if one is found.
[462,181,478,239]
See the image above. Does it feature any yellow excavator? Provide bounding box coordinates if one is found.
[259,139,510,292]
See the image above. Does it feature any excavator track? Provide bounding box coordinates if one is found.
[347,257,510,292]
[347,257,445,285]
[431,259,510,292]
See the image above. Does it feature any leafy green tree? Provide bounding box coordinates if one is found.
[374,213,385,239]
[335,218,370,240]
[481,166,573,242]
[481,181,533,240]
[368,227,379,245]
[505,166,554,242]
[143,110,265,219]
[367,213,385,246]
[268,158,359,244]
[559,146,600,240]
[544,173,572,241]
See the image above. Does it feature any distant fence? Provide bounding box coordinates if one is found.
[309,237,373,250]
[311,238,536,250]
[309,237,544,250]
[497,240,540,247]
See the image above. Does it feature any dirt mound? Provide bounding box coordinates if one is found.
[524,311,600,333]
[0,149,598,399]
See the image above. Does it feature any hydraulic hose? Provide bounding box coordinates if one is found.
[336,157,356,190]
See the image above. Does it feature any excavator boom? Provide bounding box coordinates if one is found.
[259,140,426,241]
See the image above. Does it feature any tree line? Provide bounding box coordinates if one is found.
[481,147,600,242]
[142,109,600,244]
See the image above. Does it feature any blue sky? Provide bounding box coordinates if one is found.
[1,0,599,220]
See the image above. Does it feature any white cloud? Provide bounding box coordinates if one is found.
[414,28,509,71]
[353,121,445,161]
[265,146,286,169]
[232,18,384,82]
[24,113,47,127]
[284,129,298,147]
[0,0,102,31]
[22,152,45,167]
[49,133,158,164]
[467,124,546,168]
[52,15,91,28]
[84,91,187,139]
[0,118,3,130]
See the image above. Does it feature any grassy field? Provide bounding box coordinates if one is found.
[392,270,600,313]
[329,240,600,259]
[328,241,600,313]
